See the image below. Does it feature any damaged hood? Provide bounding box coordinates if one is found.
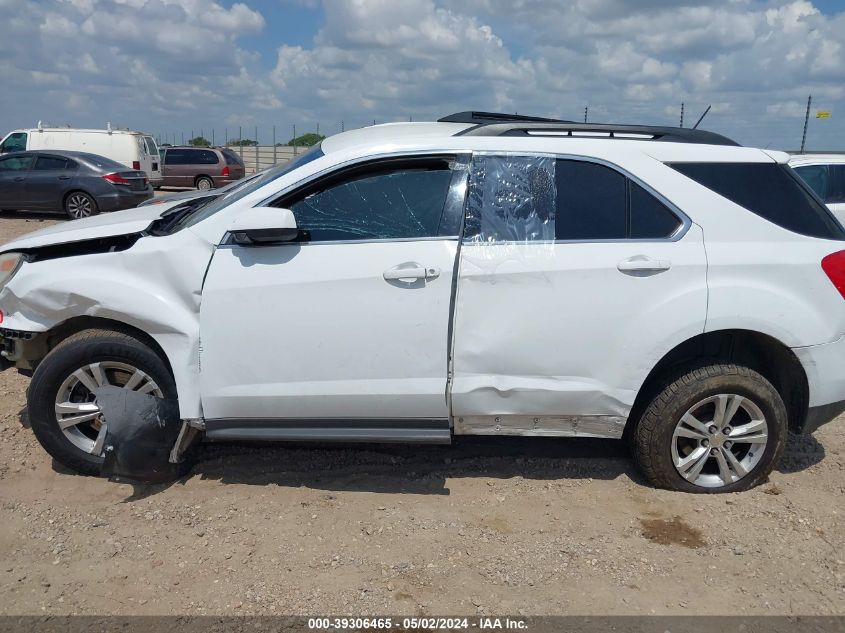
[1,205,169,252]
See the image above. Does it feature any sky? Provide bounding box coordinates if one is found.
[2,0,845,149]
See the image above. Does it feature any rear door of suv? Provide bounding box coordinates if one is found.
[449,153,708,435]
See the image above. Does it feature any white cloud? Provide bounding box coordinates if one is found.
[2,0,845,148]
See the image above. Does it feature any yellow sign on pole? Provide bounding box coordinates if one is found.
[816,111,832,119]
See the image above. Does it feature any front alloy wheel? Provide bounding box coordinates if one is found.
[28,329,177,476]
[54,361,163,455]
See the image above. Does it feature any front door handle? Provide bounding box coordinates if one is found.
[13,177,24,182]
[58,175,71,180]
[383,262,440,282]
[617,256,671,272]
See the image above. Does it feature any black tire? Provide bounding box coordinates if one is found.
[195,176,214,191]
[64,191,98,220]
[27,329,177,476]
[633,363,787,493]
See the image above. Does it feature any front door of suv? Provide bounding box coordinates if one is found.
[449,154,708,436]
[199,154,468,430]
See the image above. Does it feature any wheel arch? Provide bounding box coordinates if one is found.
[40,315,175,381]
[628,329,809,436]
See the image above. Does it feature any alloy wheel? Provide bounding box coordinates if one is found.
[54,361,163,455]
[66,194,93,219]
[671,393,769,488]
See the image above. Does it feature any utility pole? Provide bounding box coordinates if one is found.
[293,124,297,156]
[800,94,812,154]
[679,102,685,128]
[273,125,276,165]
[584,106,588,123]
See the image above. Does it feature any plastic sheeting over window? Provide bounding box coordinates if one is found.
[464,155,556,243]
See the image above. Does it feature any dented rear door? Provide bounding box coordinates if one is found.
[449,153,708,436]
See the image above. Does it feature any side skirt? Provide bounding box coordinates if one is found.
[453,415,626,439]
[204,418,452,444]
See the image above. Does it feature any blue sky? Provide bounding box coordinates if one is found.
[2,0,845,149]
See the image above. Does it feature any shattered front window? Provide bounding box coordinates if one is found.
[290,167,453,241]
[464,155,556,243]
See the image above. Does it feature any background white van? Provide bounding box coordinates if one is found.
[0,125,163,186]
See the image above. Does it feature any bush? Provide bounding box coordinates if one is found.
[287,132,325,147]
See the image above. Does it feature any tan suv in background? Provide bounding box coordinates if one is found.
[160,146,245,190]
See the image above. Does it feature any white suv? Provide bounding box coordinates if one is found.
[789,153,845,224]
[2,112,844,493]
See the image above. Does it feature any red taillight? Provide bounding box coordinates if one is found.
[132,161,141,170]
[221,166,230,177]
[822,250,845,299]
[102,172,130,186]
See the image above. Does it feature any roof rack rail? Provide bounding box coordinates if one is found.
[438,111,574,125]
[439,112,739,146]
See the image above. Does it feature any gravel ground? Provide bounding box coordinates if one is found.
[0,210,843,617]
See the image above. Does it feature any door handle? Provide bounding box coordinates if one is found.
[383,263,440,282]
[617,256,671,272]
[58,176,71,180]
[13,177,24,182]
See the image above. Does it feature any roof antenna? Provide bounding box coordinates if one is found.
[107,121,112,134]
[692,105,711,129]
[37,120,43,131]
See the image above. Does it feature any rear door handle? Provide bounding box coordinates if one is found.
[617,256,671,272]
[13,177,24,182]
[58,176,71,180]
[383,263,440,282]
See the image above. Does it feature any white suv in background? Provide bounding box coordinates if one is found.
[1,112,844,493]
[789,153,845,224]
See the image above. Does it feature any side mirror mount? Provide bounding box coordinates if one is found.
[229,206,298,245]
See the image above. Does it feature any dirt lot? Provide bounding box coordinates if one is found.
[0,210,843,617]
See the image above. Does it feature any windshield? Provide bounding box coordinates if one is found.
[183,144,324,228]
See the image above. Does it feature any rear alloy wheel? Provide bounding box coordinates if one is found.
[196,176,213,191]
[633,363,786,493]
[65,192,97,219]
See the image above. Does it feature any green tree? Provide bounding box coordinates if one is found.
[227,139,258,146]
[287,132,325,147]
[188,136,210,147]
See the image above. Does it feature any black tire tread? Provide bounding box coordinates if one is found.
[27,328,176,476]
[633,362,786,493]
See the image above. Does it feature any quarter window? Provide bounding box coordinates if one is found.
[670,162,844,240]
[282,160,454,242]
[629,181,682,238]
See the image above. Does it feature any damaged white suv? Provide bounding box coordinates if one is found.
[2,112,845,492]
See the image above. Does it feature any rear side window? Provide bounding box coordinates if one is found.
[34,156,68,170]
[670,162,844,239]
[222,149,244,166]
[555,161,627,240]
[465,156,682,242]
[188,150,219,165]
